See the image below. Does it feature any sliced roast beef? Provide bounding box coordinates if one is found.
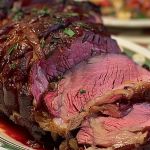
[31,29,120,104]
[1,1,150,149]
[34,54,150,136]
[77,103,150,149]
[29,2,120,104]
[0,11,119,115]
[0,1,121,141]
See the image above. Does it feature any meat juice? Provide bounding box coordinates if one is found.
[0,114,44,150]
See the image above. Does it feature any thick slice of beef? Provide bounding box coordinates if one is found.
[77,103,150,149]
[35,54,150,136]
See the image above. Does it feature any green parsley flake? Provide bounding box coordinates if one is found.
[8,43,18,55]
[80,89,86,94]
[10,63,16,69]
[38,7,50,16]
[76,22,91,29]
[40,38,46,49]
[12,8,24,21]
[64,28,75,37]
[65,13,78,17]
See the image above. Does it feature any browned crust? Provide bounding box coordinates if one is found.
[33,111,68,136]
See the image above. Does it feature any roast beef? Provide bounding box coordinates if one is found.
[77,103,150,149]
[34,54,150,137]
[0,0,120,142]
[1,1,150,150]
[0,0,102,27]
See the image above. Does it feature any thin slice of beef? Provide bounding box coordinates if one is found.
[77,103,150,149]
[35,54,150,136]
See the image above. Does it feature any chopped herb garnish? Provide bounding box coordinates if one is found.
[10,63,16,69]
[8,43,18,55]
[76,22,85,27]
[75,22,91,29]
[32,7,50,16]
[68,13,78,16]
[40,38,46,49]
[80,89,86,94]
[12,8,24,21]
[65,12,79,17]
[64,28,75,37]
[37,7,50,16]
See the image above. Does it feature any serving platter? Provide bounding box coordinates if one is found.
[102,17,150,28]
[0,133,33,150]
[0,37,150,150]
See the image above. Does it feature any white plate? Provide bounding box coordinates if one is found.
[112,35,150,60]
[0,132,34,150]
[103,17,150,28]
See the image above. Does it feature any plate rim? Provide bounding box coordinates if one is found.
[102,16,150,28]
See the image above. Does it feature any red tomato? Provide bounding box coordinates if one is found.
[90,0,112,7]
[127,0,140,8]
[99,0,112,6]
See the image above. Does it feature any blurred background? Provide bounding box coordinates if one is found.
[87,0,150,49]
[75,0,150,67]
[0,0,150,64]
[1,0,150,47]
